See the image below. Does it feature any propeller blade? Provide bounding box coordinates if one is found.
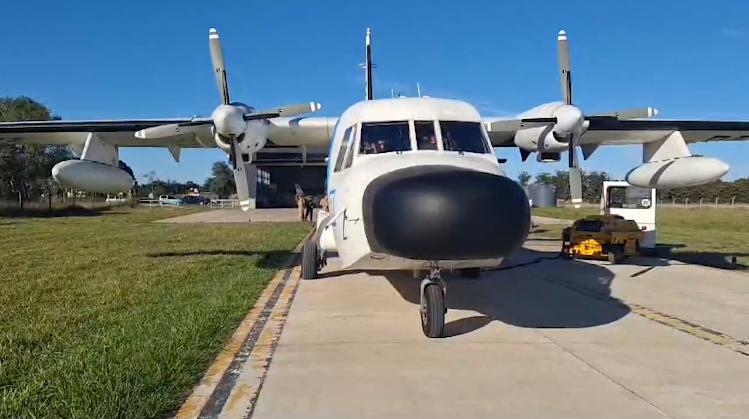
[589,107,659,120]
[486,117,557,132]
[558,30,572,105]
[226,134,252,212]
[245,102,322,121]
[209,28,230,105]
[227,135,239,169]
[569,166,583,209]
[232,165,252,212]
[134,122,209,139]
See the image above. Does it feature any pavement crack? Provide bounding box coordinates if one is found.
[535,330,674,418]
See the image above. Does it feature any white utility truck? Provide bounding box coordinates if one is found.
[600,180,657,255]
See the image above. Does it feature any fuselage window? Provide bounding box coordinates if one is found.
[440,121,491,154]
[359,121,412,155]
[415,121,438,150]
[333,126,353,172]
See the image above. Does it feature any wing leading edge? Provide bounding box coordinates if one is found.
[0,116,339,148]
[484,116,749,148]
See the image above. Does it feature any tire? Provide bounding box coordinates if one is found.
[458,268,481,279]
[421,284,445,338]
[301,240,318,280]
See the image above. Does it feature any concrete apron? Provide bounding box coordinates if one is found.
[174,239,749,419]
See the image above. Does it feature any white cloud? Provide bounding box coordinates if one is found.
[721,28,745,37]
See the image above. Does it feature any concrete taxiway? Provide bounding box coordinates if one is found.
[174,234,749,419]
[157,208,558,226]
[155,208,316,223]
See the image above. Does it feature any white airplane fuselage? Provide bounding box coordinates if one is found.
[318,97,531,272]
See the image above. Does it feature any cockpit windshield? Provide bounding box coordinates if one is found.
[359,121,412,155]
[440,121,491,154]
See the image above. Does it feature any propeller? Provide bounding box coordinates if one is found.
[554,30,658,208]
[133,28,322,212]
[556,30,584,208]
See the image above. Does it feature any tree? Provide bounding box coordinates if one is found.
[0,96,71,208]
[532,168,749,204]
[206,161,236,198]
[517,171,531,187]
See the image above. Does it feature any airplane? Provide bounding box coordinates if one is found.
[3,27,749,338]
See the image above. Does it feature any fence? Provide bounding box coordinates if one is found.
[137,198,241,209]
[558,199,748,210]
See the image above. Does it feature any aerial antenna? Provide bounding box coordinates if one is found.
[359,28,375,100]
[417,82,421,98]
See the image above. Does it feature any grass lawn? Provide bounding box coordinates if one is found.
[0,207,311,419]
[531,206,749,270]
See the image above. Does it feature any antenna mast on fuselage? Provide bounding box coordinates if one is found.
[360,28,375,101]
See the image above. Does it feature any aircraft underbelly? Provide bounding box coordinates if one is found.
[342,253,506,271]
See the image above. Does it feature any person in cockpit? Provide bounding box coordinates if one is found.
[369,139,387,153]
[418,133,438,150]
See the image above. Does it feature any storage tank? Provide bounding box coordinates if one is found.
[528,183,557,207]
[522,186,531,206]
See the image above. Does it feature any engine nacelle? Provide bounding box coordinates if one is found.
[513,101,575,153]
[52,160,135,194]
[625,156,730,188]
[212,120,269,156]
[514,126,568,153]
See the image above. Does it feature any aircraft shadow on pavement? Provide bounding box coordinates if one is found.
[656,243,748,271]
[378,248,630,337]
[147,249,294,269]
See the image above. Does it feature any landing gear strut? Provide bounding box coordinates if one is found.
[420,263,447,338]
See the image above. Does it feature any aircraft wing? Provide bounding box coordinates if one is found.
[0,116,338,148]
[0,119,213,148]
[484,116,520,147]
[579,118,749,146]
[485,116,749,147]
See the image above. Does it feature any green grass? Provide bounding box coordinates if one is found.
[0,207,311,419]
[531,207,749,270]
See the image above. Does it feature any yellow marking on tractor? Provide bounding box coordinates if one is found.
[562,214,645,264]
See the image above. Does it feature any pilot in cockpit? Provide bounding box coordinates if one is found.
[417,132,438,150]
[371,139,387,153]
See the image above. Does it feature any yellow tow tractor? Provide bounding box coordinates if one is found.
[561,214,645,264]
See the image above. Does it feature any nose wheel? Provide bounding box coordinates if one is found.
[420,264,446,338]
[301,240,324,279]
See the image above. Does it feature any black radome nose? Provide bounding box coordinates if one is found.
[362,166,531,261]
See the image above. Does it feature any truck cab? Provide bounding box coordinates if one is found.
[600,181,656,254]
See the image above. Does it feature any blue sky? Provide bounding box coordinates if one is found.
[2,0,748,184]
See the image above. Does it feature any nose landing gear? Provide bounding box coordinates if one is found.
[420,263,447,338]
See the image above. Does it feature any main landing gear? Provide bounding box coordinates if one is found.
[420,263,447,338]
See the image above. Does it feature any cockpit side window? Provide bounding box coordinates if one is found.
[359,121,412,155]
[333,126,353,172]
[440,121,491,154]
[415,121,438,150]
